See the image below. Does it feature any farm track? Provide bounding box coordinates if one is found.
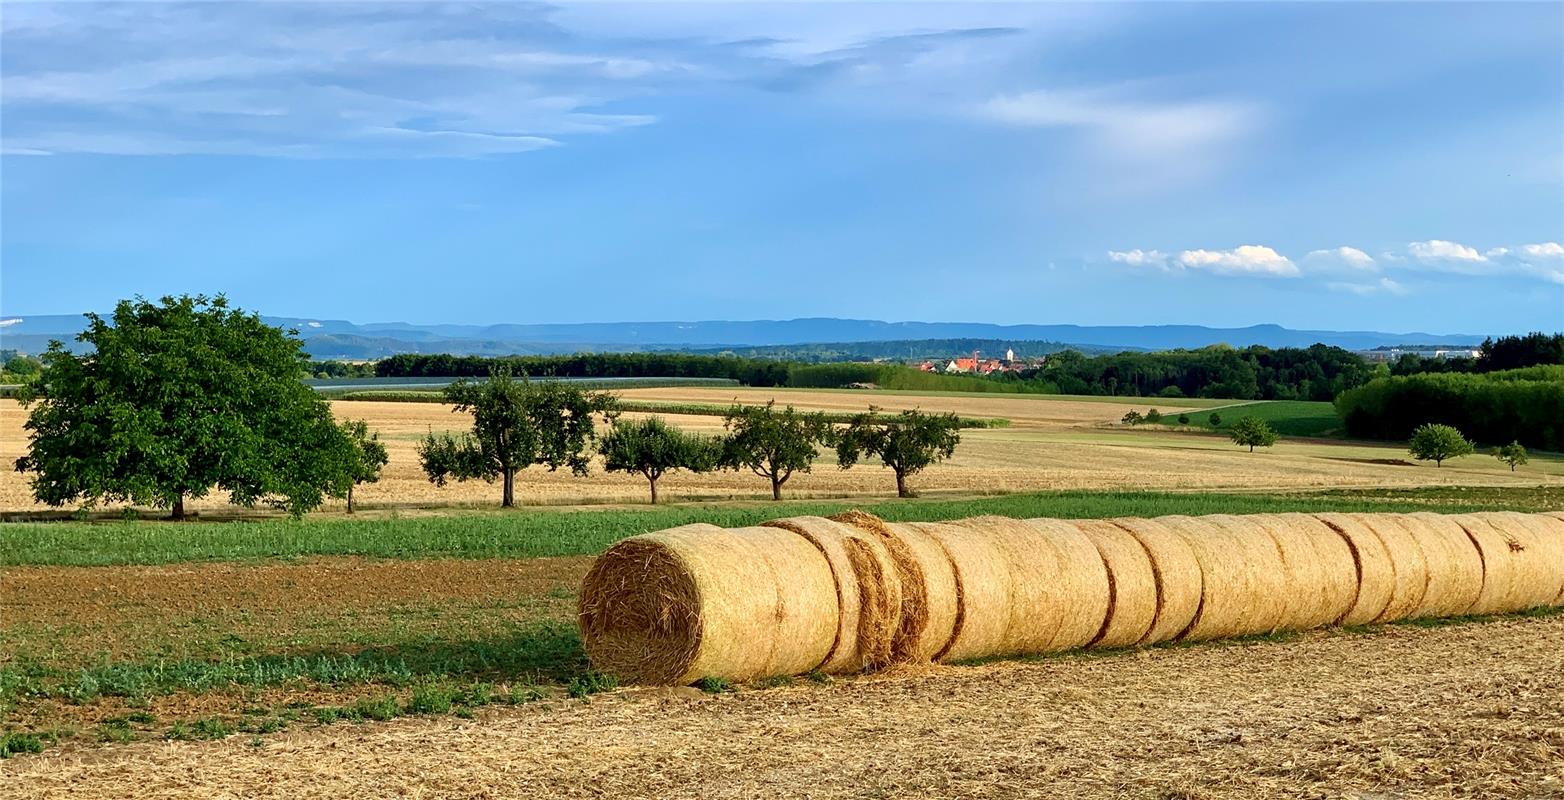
[5,615,1561,799]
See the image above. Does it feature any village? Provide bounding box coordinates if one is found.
[917,348,1044,375]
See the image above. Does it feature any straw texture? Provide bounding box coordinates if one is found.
[1110,517,1204,645]
[1312,513,1396,626]
[1072,519,1159,649]
[1348,514,1431,623]
[761,516,901,672]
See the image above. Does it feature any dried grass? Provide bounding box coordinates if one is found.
[1268,514,1361,630]
[1481,512,1564,609]
[950,516,1069,657]
[1019,519,1110,651]
[1197,515,1291,637]
[1347,514,1431,623]
[1070,519,1158,648]
[1448,514,1539,616]
[902,521,1012,662]
[830,511,960,663]
[1312,513,1396,626]
[1109,517,1204,645]
[1401,513,1485,618]
[761,517,901,672]
[579,524,837,683]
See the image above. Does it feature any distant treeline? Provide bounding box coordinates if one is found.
[373,352,792,386]
[1388,332,1564,376]
[1031,344,1371,401]
[1336,366,1564,450]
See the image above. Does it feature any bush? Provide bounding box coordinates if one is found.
[1335,369,1564,450]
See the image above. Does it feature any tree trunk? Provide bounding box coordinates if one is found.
[771,473,783,501]
[649,476,659,505]
[347,484,355,514]
[895,471,911,498]
[502,470,516,508]
[171,495,185,521]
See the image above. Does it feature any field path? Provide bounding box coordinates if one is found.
[6,615,1561,799]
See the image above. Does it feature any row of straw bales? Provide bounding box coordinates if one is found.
[578,511,1564,684]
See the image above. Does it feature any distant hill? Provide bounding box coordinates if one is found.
[685,338,1124,362]
[0,313,1490,359]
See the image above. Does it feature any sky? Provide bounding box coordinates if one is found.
[2,1,1561,334]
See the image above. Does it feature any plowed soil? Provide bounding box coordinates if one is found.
[5,615,1560,799]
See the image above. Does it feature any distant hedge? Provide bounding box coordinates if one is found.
[375,353,790,386]
[1335,369,1564,450]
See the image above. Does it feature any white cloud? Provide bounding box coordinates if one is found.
[1516,242,1564,261]
[1407,239,1487,263]
[1304,246,1376,271]
[1327,278,1408,296]
[1107,249,1167,268]
[981,88,1259,162]
[1175,245,1299,277]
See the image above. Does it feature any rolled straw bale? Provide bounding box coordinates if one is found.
[945,516,1068,657]
[1109,517,1203,645]
[1448,513,1540,616]
[1311,513,1396,626]
[1347,514,1430,623]
[1267,514,1361,630]
[1481,512,1564,609]
[903,521,1012,662]
[1071,519,1158,648]
[1158,515,1260,642]
[761,516,903,672]
[579,524,838,684]
[1401,513,1485,618]
[1023,519,1112,651]
[1526,513,1564,605]
[830,511,960,663]
[1199,515,1292,636]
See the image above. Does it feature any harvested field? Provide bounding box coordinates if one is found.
[3,396,1560,515]
[4,615,1560,799]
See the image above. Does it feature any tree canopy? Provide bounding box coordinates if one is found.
[1228,416,1279,452]
[599,416,720,503]
[338,418,389,513]
[718,401,829,500]
[1408,423,1474,467]
[834,408,962,498]
[13,295,354,518]
[418,371,614,507]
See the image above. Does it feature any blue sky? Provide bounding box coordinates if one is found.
[2,2,1561,334]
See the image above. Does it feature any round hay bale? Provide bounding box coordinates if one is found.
[1525,513,1564,605]
[1071,519,1158,649]
[946,516,1068,657]
[1023,519,1112,651]
[761,516,903,672]
[1158,515,1260,642]
[1347,513,1430,623]
[1269,513,1362,630]
[1200,515,1292,636]
[1401,513,1485,618]
[1448,513,1544,616]
[1311,513,1396,626]
[905,521,1012,662]
[1479,512,1564,609]
[1109,517,1203,645]
[579,524,838,684]
[830,511,960,662]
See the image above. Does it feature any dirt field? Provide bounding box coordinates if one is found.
[3,393,1558,515]
[5,615,1559,799]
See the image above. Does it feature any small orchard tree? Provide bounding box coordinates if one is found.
[718,401,828,500]
[1491,441,1529,472]
[1228,416,1279,452]
[1208,412,1222,428]
[599,416,720,504]
[1407,423,1473,467]
[13,295,354,519]
[1144,408,1163,424]
[1177,413,1191,426]
[834,408,962,498]
[339,419,389,513]
[1121,410,1143,426]
[418,371,613,507]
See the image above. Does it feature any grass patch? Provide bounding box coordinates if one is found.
[6,488,1556,567]
[1135,400,1344,438]
[695,676,734,694]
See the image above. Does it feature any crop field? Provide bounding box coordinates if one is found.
[4,391,1558,516]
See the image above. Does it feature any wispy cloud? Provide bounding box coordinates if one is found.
[1407,239,1488,265]
[1176,246,1298,277]
[1304,246,1377,271]
[1106,239,1564,286]
[980,88,1261,163]
[1328,277,1407,296]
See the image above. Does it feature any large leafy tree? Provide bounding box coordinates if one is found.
[834,408,961,498]
[338,419,389,513]
[718,401,829,500]
[1228,416,1279,452]
[599,416,720,504]
[1408,423,1474,467]
[14,295,354,519]
[418,371,613,507]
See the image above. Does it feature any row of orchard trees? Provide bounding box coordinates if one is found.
[12,296,962,518]
[419,371,963,505]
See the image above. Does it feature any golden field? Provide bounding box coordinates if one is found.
[2,389,1559,515]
